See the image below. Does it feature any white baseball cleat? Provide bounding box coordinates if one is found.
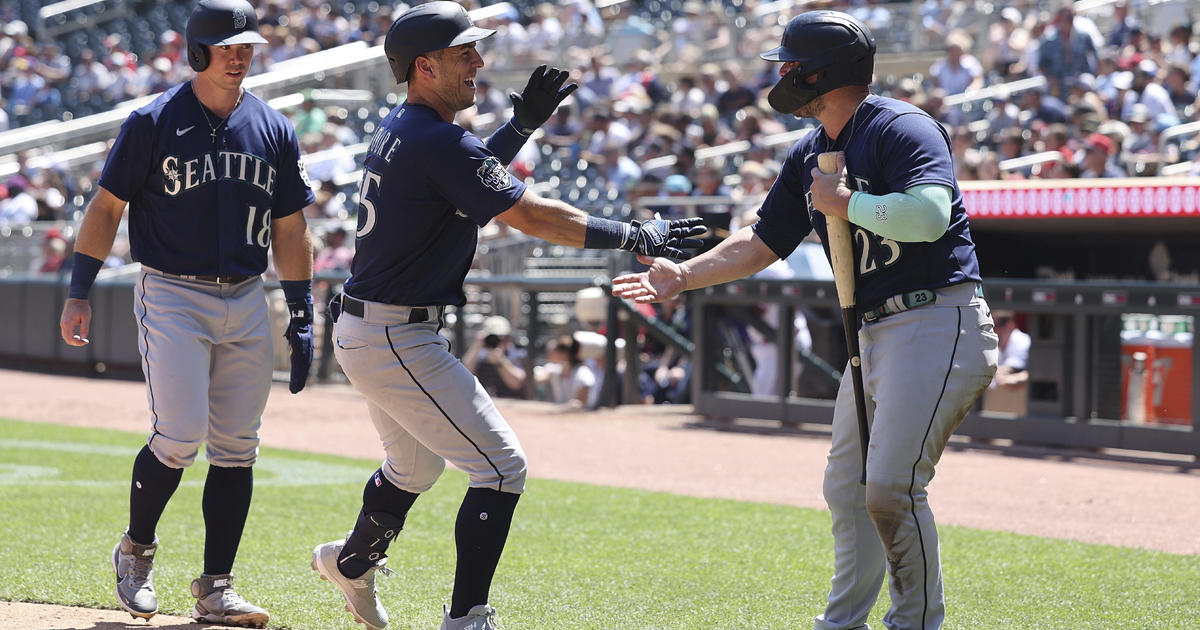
[311,539,394,630]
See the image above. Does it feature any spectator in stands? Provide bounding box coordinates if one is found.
[1122,60,1179,125]
[715,63,756,118]
[1124,104,1156,154]
[639,294,691,405]
[534,334,596,409]
[0,181,37,226]
[1163,62,1194,114]
[1018,84,1068,125]
[597,139,643,195]
[1039,4,1099,98]
[983,6,1029,81]
[470,78,507,117]
[32,228,71,274]
[987,310,1030,393]
[292,90,327,138]
[1079,132,1127,178]
[1107,2,1139,49]
[313,225,353,275]
[464,316,527,400]
[929,31,983,96]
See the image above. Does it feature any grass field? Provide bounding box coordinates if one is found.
[1,417,1197,629]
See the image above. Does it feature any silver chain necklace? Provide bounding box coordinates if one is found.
[194,81,243,142]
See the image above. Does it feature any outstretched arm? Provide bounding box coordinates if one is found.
[496,189,706,258]
[611,225,779,304]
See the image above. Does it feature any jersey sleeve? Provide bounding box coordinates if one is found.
[98,110,155,203]
[272,122,317,219]
[876,113,957,192]
[427,130,527,227]
[752,142,813,261]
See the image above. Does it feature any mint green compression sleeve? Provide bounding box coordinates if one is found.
[846,183,952,243]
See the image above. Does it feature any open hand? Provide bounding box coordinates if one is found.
[611,256,688,304]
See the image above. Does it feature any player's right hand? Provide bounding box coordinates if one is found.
[60,298,92,346]
[620,216,707,259]
[509,65,578,135]
[611,256,687,304]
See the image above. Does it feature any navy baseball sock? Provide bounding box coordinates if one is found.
[338,469,419,578]
[127,445,183,545]
[450,487,520,618]
[202,464,253,575]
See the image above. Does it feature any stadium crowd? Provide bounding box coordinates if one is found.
[4,1,1200,232]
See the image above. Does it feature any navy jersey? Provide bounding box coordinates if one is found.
[343,103,527,307]
[753,95,982,311]
[100,81,315,277]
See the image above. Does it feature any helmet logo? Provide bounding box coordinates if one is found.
[233,8,246,30]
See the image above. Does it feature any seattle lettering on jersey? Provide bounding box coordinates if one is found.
[161,151,277,197]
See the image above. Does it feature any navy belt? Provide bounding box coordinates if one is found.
[341,294,441,324]
[861,284,984,323]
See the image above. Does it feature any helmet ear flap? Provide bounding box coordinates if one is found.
[187,41,209,72]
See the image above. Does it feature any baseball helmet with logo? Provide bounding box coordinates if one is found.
[384,1,495,84]
[760,10,876,114]
[186,0,268,72]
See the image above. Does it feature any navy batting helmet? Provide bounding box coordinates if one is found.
[186,0,268,72]
[384,1,495,84]
[760,11,876,114]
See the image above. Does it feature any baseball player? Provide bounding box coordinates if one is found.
[612,11,998,630]
[307,4,704,630]
[58,0,315,626]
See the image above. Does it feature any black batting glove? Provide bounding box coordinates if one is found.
[509,65,578,135]
[621,216,707,259]
[284,296,314,394]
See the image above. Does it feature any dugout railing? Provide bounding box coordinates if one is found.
[690,278,1200,459]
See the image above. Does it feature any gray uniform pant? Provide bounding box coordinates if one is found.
[333,301,526,495]
[135,267,272,469]
[816,283,998,630]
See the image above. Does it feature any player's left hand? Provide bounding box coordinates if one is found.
[509,65,578,135]
[284,296,314,394]
[621,216,707,259]
[809,151,853,220]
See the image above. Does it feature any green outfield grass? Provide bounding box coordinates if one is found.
[0,417,1197,630]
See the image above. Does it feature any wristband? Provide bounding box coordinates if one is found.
[68,252,105,300]
[583,215,631,249]
[280,279,312,305]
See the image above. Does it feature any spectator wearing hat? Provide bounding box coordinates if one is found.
[982,6,1030,80]
[1039,5,1100,98]
[32,228,71,274]
[1079,132,1126,178]
[1121,59,1178,124]
[313,225,353,275]
[464,316,528,400]
[1124,104,1156,154]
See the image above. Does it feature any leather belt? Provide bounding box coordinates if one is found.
[146,267,256,285]
[861,283,984,323]
[340,294,441,324]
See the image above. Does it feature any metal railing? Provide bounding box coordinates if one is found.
[691,277,1200,458]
